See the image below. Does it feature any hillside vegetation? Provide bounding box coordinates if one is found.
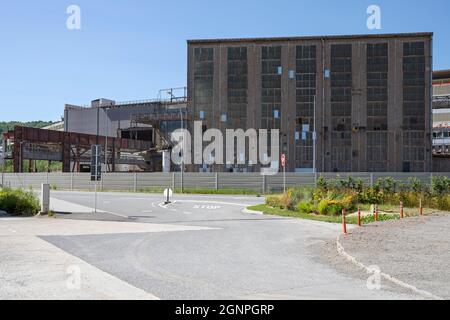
[0,121,55,135]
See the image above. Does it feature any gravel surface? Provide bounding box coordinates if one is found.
[337,213,450,299]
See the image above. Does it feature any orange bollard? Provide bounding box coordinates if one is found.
[342,209,347,234]
[357,206,361,227]
[400,201,404,219]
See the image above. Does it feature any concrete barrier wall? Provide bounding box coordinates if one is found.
[1,172,449,193]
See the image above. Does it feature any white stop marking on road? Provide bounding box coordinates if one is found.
[193,205,221,210]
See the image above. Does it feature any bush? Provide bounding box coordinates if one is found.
[317,200,343,216]
[408,177,423,193]
[0,188,40,216]
[316,176,328,190]
[297,201,315,214]
[430,176,450,197]
[271,175,450,217]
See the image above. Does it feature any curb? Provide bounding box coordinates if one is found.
[336,234,444,300]
[242,208,264,215]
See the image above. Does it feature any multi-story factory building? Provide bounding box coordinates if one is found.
[432,70,450,171]
[187,33,433,173]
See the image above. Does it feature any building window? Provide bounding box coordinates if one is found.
[330,44,352,172]
[194,48,214,127]
[403,41,426,172]
[295,45,316,170]
[367,43,388,172]
[261,46,282,131]
[227,47,248,129]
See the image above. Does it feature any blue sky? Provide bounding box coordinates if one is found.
[0,0,449,121]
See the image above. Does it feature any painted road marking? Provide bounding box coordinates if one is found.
[176,200,250,207]
[193,205,222,210]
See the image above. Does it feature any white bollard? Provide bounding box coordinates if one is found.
[40,183,50,214]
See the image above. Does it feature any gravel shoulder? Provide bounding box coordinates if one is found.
[335,213,450,299]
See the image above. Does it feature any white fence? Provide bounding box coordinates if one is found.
[1,172,449,193]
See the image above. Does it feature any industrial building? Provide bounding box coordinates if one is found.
[432,70,450,171]
[2,88,188,173]
[3,33,440,174]
[187,33,433,173]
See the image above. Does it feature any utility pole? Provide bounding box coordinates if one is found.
[0,147,4,188]
[180,108,185,192]
[104,107,109,173]
[313,95,317,174]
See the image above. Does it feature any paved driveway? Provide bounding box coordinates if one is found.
[28,190,418,300]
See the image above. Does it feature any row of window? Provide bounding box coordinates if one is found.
[192,42,427,172]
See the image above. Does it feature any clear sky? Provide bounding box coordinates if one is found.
[0,0,449,121]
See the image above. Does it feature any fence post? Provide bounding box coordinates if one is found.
[262,174,266,194]
[181,171,184,192]
[215,173,219,190]
[134,172,137,193]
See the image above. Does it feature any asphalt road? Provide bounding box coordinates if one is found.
[39,191,418,300]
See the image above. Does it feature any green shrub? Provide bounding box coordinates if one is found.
[430,176,450,197]
[363,188,383,204]
[0,188,40,216]
[316,176,328,190]
[297,201,315,214]
[317,200,344,216]
[268,175,450,216]
[408,177,423,193]
[317,200,328,215]
[327,203,344,216]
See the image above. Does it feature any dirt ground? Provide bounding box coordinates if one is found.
[330,213,450,299]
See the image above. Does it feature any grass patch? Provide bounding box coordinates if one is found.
[173,188,261,196]
[82,188,263,196]
[0,188,40,216]
[248,204,399,225]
